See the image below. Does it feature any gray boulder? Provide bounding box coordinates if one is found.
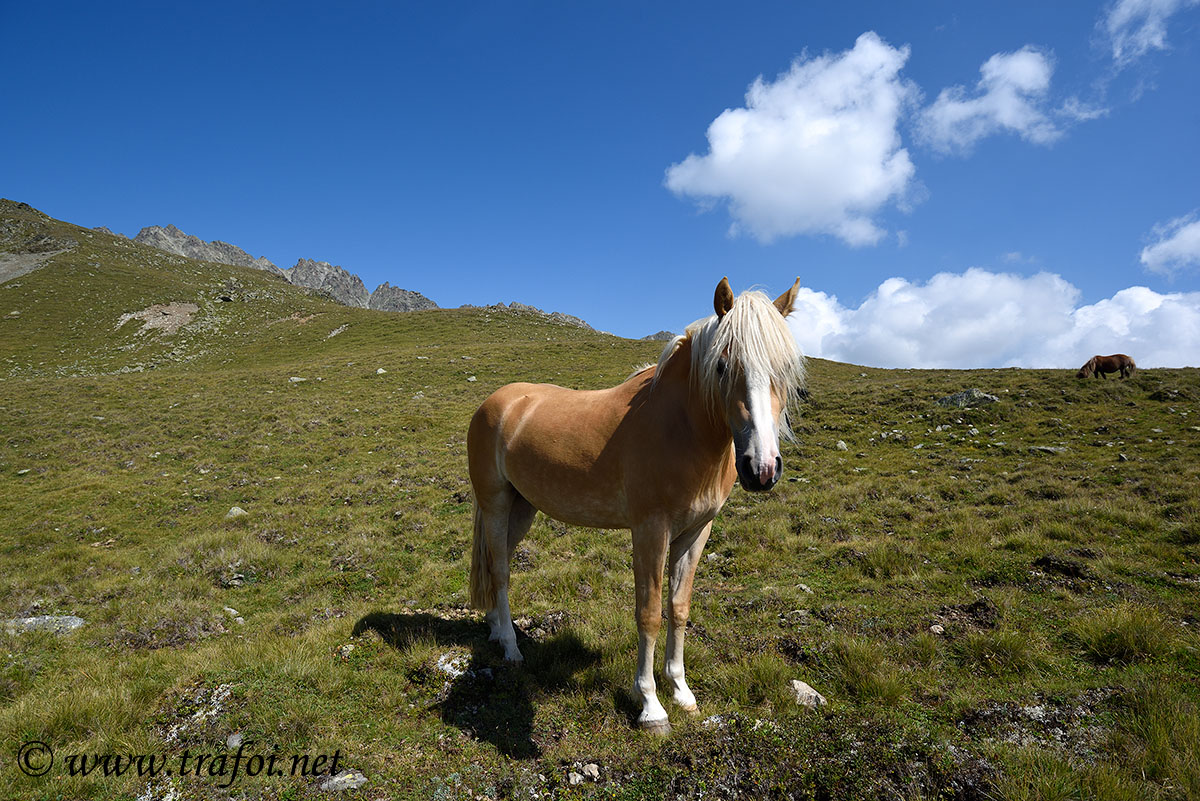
[935,389,999,408]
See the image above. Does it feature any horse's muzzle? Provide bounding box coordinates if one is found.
[737,454,782,492]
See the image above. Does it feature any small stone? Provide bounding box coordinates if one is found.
[568,772,584,785]
[320,770,367,792]
[789,679,828,708]
[797,583,813,594]
[467,375,477,382]
[226,732,243,749]
[835,440,848,451]
[1118,453,1129,462]
[582,763,600,779]
[16,469,30,475]
[929,624,945,635]
[223,607,240,617]
[288,376,306,383]
[225,506,248,519]
[376,368,387,374]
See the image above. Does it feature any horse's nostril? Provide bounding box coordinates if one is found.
[740,454,753,477]
[775,455,782,475]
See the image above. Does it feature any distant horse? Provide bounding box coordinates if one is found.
[1077,354,1136,379]
[468,277,804,733]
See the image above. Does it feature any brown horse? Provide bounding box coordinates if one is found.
[1077,354,1136,379]
[467,277,804,733]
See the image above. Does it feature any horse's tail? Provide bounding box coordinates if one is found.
[468,500,495,609]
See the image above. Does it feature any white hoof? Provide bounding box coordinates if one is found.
[502,644,524,662]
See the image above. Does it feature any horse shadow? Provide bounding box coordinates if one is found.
[352,610,605,758]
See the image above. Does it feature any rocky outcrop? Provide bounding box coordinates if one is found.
[130,223,440,315]
[460,301,594,330]
[285,258,369,308]
[642,330,676,341]
[134,225,285,278]
[369,282,438,312]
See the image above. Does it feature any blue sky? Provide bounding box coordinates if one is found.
[2,1,1198,366]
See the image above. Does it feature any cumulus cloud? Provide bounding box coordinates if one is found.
[665,32,918,246]
[787,268,1200,368]
[1101,0,1200,67]
[916,47,1064,154]
[1140,212,1200,275]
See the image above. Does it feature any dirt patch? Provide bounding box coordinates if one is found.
[115,302,199,336]
[934,597,1000,633]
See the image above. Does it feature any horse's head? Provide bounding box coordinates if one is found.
[705,277,805,492]
[1076,358,1094,378]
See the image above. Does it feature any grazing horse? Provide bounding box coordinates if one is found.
[468,277,804,733]
[1077,354,1136,379]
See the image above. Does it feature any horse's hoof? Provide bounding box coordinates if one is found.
[638,718,671,735]
[503,649,524,663]
[679,703,700,716]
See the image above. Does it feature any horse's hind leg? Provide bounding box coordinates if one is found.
[472,486,525,662]
[665,521,711,714]
[484,493,536,655]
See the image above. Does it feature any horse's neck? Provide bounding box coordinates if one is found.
[650,340,731,456]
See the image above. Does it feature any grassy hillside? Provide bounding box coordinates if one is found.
[1,201,1198,800]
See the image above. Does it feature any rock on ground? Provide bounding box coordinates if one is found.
[5,615,86,635]
[790,679,828,708]
[936,389,999,408]
[320,770,368,792]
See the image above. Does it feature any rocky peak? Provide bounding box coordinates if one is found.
[134,225,284,278]
[369,282,438,312]
[285,258,369,308]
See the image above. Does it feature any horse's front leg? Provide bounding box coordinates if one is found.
[631,521,670,733]
[665,521,711,715]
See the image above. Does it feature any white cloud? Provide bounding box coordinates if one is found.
[788,268,1200,368]
[1101,0,1200,67]
[1140,212,1200,275]
[665,32,918,246]
[916,47,1064,154]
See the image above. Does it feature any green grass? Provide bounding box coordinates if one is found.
[2,198,1200,799]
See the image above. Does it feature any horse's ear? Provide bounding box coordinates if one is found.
[773,277,801,317]
[714,277,734,319]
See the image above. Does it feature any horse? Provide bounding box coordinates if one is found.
[1077,354,1136,379]
[467,277,804,733]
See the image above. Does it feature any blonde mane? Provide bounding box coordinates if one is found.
[653,290,805,434]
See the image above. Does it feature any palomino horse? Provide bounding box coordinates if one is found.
[468,277,804,733]
[1077,354,1136,379]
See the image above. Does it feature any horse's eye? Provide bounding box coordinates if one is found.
[716,358,727,376]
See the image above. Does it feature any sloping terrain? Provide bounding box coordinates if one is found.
[1,201,1198,800]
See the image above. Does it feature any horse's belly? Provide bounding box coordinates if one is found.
[505,457,630,529]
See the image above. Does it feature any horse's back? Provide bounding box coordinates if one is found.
[468,378,648,528]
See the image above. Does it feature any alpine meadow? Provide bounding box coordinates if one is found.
[2,198,1199,800]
